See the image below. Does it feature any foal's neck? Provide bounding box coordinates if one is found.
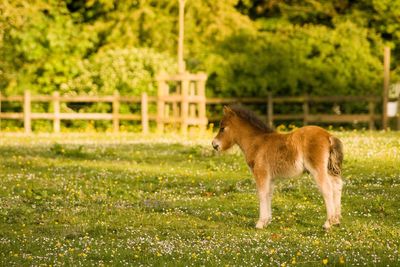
[234,126,266,157]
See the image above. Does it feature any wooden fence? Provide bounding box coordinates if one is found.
[0,91,388,133]
[207,95,382,129]
[0,91,155,134]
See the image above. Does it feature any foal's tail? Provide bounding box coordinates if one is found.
[328,136,343,177]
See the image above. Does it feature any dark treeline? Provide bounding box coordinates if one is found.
[1,0,399,98]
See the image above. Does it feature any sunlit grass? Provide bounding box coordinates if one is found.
[0,131,399,266]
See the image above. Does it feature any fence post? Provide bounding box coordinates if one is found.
[267,93,273,128]
[0,91,2,132]
[113,91,120,133]
[303,95,309,126]
[189,82,196,119]
[172,100,179,128]
[157,77,166,133]
[53,91,60,133]
[181,78,189,134]
[141,92,149,134]
[368,101,375,130]
[24,90,31,134]
[383,46,390,130]
[198,76,207,132]
[397,95,400,131]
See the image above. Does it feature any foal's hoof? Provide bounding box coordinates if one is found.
[323,221,331,231]
[255,222,264,229]
[255,219,268,229]
[331,217,340,226]
[323,216,341,230]
[323,219,341,231]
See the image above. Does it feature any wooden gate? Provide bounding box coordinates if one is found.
[156,72,208,134]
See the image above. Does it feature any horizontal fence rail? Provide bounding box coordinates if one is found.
[0,91,154,134]
[206,95,382,130]
[0,90,393,133]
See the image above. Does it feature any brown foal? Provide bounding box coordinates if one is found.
[212,106,343,230]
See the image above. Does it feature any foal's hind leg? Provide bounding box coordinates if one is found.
[330,175,343,225]
[309,168,336,230]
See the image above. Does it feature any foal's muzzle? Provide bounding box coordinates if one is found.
[212,140,219,151]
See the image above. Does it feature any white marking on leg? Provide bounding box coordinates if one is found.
[331,175,343,224]
[320,177,335,230]
[307,164,335,229]
[256,192,269,229]
[305,153,337,230]
[256,178,273,229]
[266,181,274,221]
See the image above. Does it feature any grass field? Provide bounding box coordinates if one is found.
[0,131,399,266]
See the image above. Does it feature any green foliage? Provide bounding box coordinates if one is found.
[65,48,176,96]
[0,0,94,95]
[208,20,384,96]
[1,0,399,98]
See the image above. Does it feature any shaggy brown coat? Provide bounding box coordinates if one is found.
[212,106,343,230]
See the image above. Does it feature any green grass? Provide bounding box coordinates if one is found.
[0,131,399,266]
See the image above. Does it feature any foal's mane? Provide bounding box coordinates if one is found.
[230,105,275,133]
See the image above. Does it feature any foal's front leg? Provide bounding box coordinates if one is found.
[254,171,273,229]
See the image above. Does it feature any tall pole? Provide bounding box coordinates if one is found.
[383,46,390,130]
[178,0,185,74]
[0,90,2,132]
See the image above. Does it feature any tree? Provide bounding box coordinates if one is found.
[1,0,398,98]
[207,20,383,97]
[0,0,95,94]
[64,48,176,96]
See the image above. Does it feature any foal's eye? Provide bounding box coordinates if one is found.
[220,127,225,133]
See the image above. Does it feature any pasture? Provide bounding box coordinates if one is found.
[0,131,399,266]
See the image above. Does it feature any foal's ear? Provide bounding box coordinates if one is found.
[223,106,235,116]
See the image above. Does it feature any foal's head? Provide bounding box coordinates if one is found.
[211,106,237,151]
[211,105,274,151]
